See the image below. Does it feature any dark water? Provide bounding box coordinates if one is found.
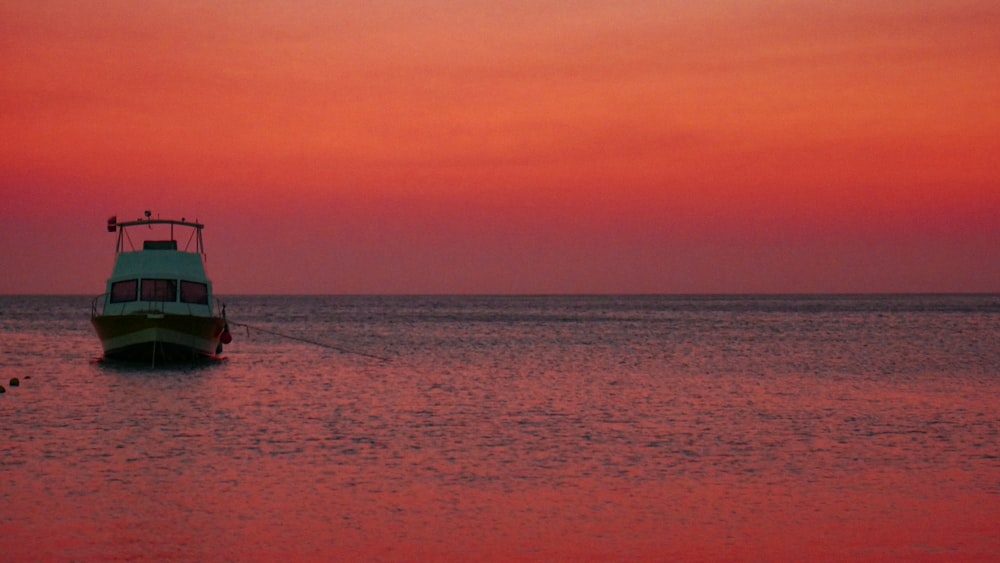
[2,295,998,561]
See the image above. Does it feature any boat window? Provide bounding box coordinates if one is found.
[141,279,177,302]
[180,281,209,304]
[110,279,138,303]
[143,240,178,250]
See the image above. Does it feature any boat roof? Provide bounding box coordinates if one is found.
[113,218,204,229]
[106,215,206,255]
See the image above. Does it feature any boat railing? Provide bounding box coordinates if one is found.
[91,294,105,318]
[91,294,184,318]
[108,216,206,255]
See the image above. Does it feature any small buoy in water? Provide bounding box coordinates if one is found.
[9,377,19,387]
[220,330,232,344]
[0,385,5,394]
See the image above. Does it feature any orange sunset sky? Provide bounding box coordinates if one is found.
[2,0,999,294]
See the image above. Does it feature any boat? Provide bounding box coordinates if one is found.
[91,212,232,363]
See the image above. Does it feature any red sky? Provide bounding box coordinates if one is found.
[2,0,999,294]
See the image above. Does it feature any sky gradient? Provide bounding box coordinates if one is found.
[2,0,999,294]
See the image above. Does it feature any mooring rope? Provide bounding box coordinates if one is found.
[227,321,391,362]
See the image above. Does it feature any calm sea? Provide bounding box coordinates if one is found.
[2,295,999,561]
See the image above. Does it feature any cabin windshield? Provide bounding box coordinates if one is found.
[180,281,209,304]
[141,279,177,302]
[104,278,211,309]
[110,279,138,303]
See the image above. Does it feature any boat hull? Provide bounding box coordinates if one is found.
[92,313,226,363]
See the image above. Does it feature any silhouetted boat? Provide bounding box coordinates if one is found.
[91,212,231,364]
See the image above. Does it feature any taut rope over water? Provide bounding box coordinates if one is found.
[227,321,391,362]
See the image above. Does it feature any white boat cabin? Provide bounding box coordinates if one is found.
[98,217,218,317]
